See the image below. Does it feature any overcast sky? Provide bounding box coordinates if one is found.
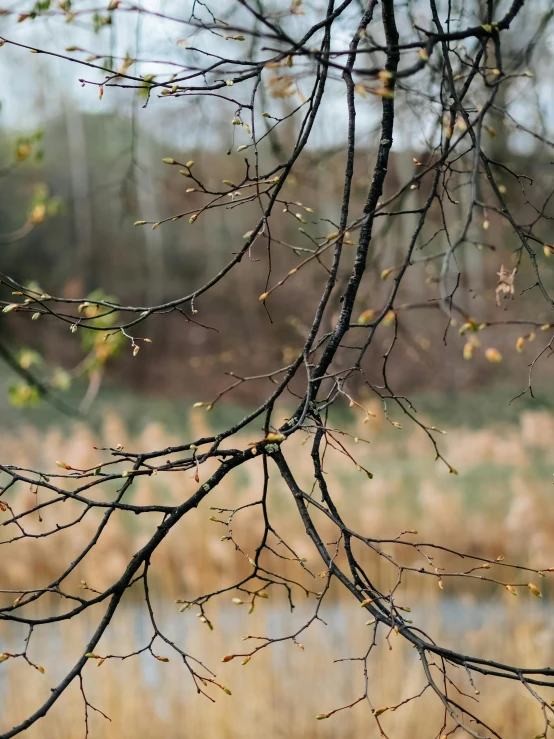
[0,0,552,156]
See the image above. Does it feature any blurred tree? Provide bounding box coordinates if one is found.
[2,2,554,737]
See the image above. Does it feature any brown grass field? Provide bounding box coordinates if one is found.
[2,405,554,737]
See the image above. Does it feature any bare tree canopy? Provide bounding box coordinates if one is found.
[2,1,554,737]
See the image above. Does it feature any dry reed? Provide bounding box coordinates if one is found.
[2,407,554,736]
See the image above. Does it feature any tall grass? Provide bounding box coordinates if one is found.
[2,406,554,591]
[2,407,554,736]
[2,597,554,738]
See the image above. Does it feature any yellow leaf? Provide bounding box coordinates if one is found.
[463,342,474,360]
[485,348,502,363]
[265,433,285,442]
[29,203,46,224]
